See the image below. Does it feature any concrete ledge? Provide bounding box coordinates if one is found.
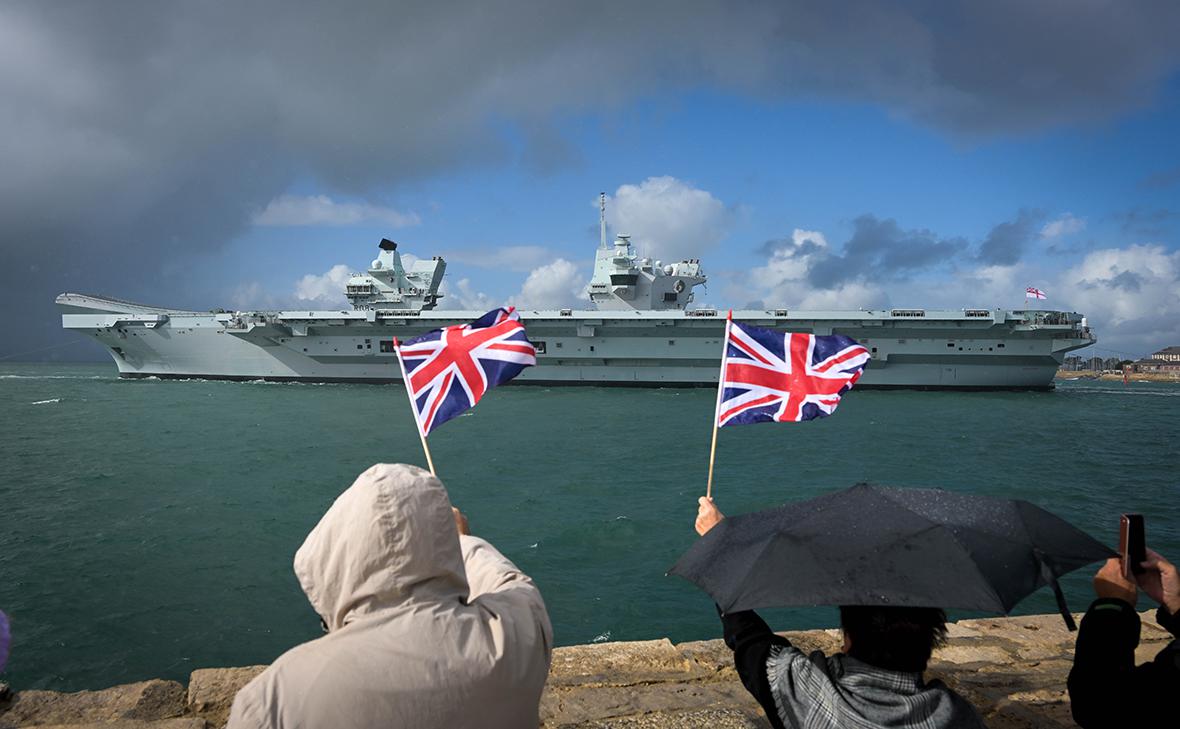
[0,680,186,728]
[1,612,1172,728]
[184,668,265,729]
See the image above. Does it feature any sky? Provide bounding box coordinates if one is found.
[3,1,1179,362]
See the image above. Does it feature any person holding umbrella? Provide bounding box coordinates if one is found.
[1067,548,1180,727]
[692,496,985,729]
[678,485,1114,729]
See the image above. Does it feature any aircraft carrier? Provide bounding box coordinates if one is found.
[57,205,1095,390]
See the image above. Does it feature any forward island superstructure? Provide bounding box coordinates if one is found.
[58,201,1095,389]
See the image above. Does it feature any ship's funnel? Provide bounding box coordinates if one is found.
[372,239,407,290]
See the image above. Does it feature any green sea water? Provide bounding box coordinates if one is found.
[1,362,1177,691]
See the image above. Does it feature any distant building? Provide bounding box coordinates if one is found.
[1126,345,1180,374]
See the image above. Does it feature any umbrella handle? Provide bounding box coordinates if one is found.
[1041,561,1077,631]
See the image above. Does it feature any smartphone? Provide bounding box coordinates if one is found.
[1119,513,1146,580]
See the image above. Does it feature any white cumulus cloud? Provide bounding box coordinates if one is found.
[229,281,271,310]
[444,245,556,272]
[604,177,731,263]
[294,264,351,307]
[511,259,587,310]
[1055,244,1180,355]
[748,229,830,293]
[796,281,891,311]
[928,264,1027,310]
[439,278,496,311]
[253,195,421,228]
[1040,213,1086,238]
[438,258,587,311]
[738,226,1043,312]
[740,229,888,310]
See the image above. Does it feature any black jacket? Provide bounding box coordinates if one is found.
[719,607,791,728]
[1068,599,1180,728]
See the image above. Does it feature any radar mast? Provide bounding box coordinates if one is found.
[599,192,607,249]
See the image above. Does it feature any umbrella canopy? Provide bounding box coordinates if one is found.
[669,484,1114,629]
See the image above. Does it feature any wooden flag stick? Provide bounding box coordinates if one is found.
[705,421,720,500]
[393,337,436,476]
[705,311,734,499]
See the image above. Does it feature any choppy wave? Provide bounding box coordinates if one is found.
[31,398,62,405]
[2,361,1177,692]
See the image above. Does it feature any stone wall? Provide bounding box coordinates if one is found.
[0,611,1172,728]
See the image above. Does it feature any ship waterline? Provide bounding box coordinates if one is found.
[57,293,1090,390]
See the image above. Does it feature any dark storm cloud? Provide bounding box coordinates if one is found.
[758,236,823,259]
[1108,271,1145,292]
[1079,270,1145,293]
[3,0,1180,357]
[807,215,967,288]
[976,209,1044,266]
[518,123,584,177]
[1111,207,1179,237]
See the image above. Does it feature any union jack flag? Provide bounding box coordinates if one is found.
[1025,286,1047,300]
[716,317,869,426]
[395,307,536,435]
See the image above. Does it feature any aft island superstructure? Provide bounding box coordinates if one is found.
[58,205,1095,389]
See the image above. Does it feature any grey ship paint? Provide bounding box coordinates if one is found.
[57,200,1095,389]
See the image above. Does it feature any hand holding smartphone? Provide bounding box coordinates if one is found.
[1119,514,1146,581]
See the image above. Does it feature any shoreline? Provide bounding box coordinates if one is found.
[1,610,1172,728]
[1056,370,1179,382]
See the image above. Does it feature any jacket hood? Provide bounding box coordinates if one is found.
[294,463,469,631]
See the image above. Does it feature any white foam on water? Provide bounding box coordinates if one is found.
[241,379,338,387]
[31,398,62,405]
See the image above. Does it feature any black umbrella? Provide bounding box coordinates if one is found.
[669,483,1115,630]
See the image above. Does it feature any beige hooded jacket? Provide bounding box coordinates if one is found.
[226,463,553,729]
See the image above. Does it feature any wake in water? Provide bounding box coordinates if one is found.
[241,379,342,387]
[30,398,62,405]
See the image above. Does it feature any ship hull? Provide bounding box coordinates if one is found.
[58,294,1093,390]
